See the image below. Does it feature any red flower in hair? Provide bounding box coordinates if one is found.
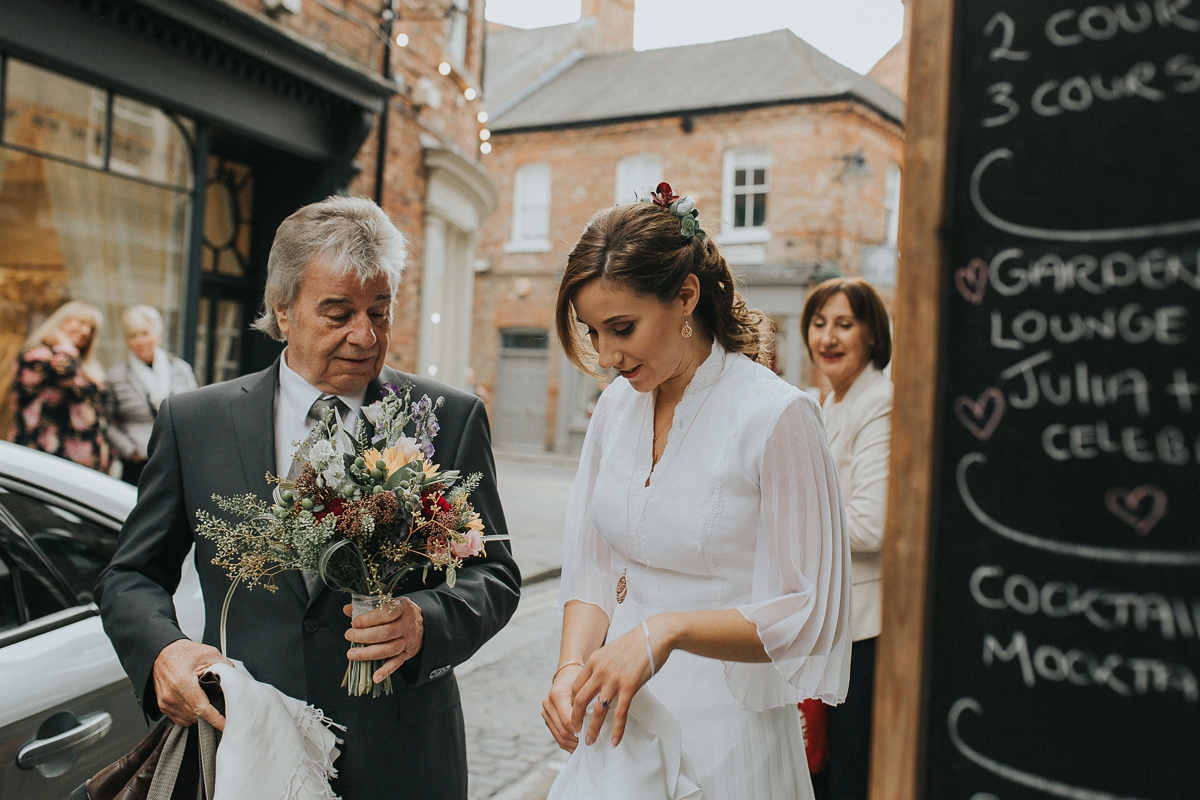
[651,182,679,208]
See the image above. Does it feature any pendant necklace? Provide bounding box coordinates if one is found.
[618,351,725,604]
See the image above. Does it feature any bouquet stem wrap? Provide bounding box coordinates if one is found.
[344,593,393,698]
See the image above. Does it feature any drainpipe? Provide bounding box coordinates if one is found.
[375,0,397,206]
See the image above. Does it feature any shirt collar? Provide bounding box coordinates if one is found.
[278,349,368,425]
[684,338,729,397]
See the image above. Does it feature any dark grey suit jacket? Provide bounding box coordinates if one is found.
[95,361,521,800]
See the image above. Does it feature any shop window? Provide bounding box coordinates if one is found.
[3,58,193,190]
[109,95,194,189]
[2,60,107,167]
[721,149,770,242]
[0,56,194,431]
[506,162,551,253]
[614,154,662,204]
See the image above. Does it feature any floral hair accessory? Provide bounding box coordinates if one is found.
[636,181,706,241]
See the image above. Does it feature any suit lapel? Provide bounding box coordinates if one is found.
[229,359,309,605]
[230,363,277,495]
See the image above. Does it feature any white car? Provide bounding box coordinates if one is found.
[0,441,203,799]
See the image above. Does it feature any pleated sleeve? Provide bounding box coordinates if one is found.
[556,390,619,620]
[725,394,853,708]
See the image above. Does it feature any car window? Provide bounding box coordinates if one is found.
[0,490,118,605]
[0,546,63,629]
[0,554,18,632]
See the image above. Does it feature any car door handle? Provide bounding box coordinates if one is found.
[17,712,113,768]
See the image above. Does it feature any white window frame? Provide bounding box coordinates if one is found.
[505,161,552,253]
[720,149,771,244]
[613,154,662,205]
[884,163,901,247]
[444,0,471,68]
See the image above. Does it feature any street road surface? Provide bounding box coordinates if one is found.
[492,448,577,582]
[458,450,578,799]
[460,578,568,800]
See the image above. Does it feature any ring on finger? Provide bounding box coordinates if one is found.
[599,697,613,710]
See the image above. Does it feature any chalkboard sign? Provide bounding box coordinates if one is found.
[876,1,1200,798]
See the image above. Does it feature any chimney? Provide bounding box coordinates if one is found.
[867,0,910,99]
[581,0,634,53]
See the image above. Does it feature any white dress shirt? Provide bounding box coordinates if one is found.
[274,350,366,478]
[821,364,893,641]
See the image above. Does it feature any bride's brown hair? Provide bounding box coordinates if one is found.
[556,202,771,374]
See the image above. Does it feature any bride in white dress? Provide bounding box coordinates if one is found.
[541,185,853,800]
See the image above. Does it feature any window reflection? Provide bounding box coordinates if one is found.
[2,58,192,190]
[193,296,242,385]
[110,95,194,189]
[3,60,106,167]
[0,57,194,434]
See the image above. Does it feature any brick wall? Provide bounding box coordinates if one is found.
[473,100,903,448]
[223,0,491,374]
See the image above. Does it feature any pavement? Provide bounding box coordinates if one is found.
[490,446,578,584]
[457,448,579,800]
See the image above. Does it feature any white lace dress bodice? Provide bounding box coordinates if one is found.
[554,343,852,800]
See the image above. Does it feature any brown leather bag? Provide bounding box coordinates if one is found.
[71,672,224,800]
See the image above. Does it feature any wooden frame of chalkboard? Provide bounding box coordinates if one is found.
[875,1,1200,798]
[871,1,955,798]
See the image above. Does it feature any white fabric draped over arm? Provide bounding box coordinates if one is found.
[556,392,618,620]
[725,395,852,709]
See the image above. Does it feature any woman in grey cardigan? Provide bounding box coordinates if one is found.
[107,305,197,485]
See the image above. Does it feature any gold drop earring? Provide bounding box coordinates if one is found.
[682,313,693,339]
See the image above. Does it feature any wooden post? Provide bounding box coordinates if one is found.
[869,1,956,798]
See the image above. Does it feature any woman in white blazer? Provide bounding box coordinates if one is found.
[803,277,893,800]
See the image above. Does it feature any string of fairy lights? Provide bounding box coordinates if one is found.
[384,0,491,154]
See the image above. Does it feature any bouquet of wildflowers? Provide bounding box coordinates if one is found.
[197,383,493,697]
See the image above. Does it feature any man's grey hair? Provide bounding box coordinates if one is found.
[252,196,408,342]
[122,304,164,338]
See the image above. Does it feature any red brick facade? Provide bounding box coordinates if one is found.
[474,98,903,450]
[225,0,493,374]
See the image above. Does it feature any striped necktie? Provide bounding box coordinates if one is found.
[308,394,350,426]
[296,395,352,598]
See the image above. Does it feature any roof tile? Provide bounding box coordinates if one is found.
[489,29,904,131]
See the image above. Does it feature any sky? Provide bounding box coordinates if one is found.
[484,0,906,75]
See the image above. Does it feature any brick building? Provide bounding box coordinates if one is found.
[473,0,905,452]
[0,0,494,435]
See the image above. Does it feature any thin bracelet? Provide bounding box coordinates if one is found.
[553,660,584,681]
[642,621,657,677]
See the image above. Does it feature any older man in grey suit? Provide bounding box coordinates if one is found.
[95,196,521,799]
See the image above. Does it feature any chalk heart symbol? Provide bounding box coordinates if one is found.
[1104,486,1167,536]
[954,388,1005,441]
[955,257,988,305]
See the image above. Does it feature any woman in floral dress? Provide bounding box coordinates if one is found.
[8,300,112,472]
